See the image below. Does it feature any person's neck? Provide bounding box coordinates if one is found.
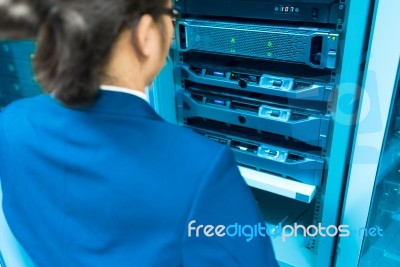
[101,76,146,93]
[101,30,149,93]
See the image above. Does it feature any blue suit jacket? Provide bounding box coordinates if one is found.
[0,91,277,267]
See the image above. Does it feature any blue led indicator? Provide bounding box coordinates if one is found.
[213,99,225,105]
[213,71,225,77]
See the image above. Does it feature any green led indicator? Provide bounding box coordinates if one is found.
[230,49,236,53]
[267,41,273,47]
[230,38,236,44]
[332,36,337,41]
[267,52,272,57]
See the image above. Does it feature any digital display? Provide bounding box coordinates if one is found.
[275,5,300,14]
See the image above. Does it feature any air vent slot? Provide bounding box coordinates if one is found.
[294,82,313,90]
[189,66,202,75]
[179,24,187,49]
[310,36,323,66]
[290,113,310,121]
[190,93,203,102]
[230,140,258,154]
[230,101,259,113]
[287,154,305,162]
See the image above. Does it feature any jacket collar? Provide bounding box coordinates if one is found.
[47,90,163,121]
[91,90,162,121]
[99,85,149,103]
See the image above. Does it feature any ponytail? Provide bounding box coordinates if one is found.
[34,6,102,106]
[34,1,128,107]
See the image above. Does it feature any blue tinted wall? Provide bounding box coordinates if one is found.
[0,41,41,108]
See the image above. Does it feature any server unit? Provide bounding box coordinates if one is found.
[189,120,325,186]
[179,63,334,102]
[175,0,345,25]
[177,89,330,149]
[177,19,339,69]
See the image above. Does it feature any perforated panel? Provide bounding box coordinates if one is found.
[179,19,339,69]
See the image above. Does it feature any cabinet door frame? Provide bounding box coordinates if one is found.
[335,0,400,265]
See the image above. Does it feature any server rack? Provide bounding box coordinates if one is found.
[153,0,375,266]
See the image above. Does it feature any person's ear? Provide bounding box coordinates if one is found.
[132,14,155,58]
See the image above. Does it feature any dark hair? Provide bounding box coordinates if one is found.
[0,0,169,106]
